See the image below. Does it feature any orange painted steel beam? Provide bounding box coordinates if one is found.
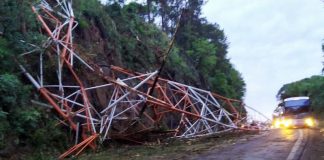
[59,134,98,159]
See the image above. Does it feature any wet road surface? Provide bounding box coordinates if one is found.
[190,129,319,160]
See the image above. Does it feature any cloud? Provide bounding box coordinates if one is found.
[203,0,324,118]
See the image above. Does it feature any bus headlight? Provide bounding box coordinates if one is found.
[305,118,314,127]
[283,119,292,127]
[273,120,281,128]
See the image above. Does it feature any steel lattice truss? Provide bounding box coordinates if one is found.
[17,0,268,158]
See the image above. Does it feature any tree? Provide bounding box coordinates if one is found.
[277,76,324,116]
[0,0,247,157]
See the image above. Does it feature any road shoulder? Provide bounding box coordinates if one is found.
[300,128,324,160]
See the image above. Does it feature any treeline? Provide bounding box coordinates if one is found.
[74,0,245,99]
[0,0,245,158]
[277,75,324,116]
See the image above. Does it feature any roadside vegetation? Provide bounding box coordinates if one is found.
[78,130,259,160]
[277,75,324,117]
[0,0,246,158]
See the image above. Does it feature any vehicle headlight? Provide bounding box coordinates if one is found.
[283,119,292,127]
[305,118,314,127]
[274,120,281,128]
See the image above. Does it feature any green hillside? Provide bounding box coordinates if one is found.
[0,0,245,158]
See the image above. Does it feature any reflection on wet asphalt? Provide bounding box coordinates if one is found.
[191,129,305,160]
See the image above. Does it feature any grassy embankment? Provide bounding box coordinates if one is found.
[78,130,260,160]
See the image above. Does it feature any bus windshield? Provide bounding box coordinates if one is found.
[283,99,310,115]
[284,99,310,108]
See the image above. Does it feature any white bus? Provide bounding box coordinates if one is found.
[273,96,316,128]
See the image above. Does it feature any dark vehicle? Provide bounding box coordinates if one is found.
[272,96,316,128]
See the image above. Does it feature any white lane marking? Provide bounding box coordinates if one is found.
[286,129,304,160]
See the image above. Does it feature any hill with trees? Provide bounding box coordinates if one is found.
[0,0,245,158]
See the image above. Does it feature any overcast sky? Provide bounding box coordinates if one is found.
[202,0,324,118]
[104,0,324,118]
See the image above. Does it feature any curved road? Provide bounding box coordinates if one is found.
[190,128,324,160]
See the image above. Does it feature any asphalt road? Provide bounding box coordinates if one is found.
[190,128,324,160]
